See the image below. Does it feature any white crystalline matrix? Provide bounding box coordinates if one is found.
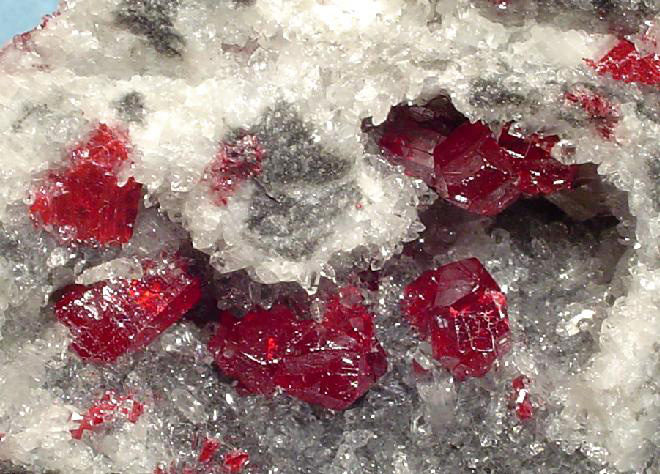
[0,1,658,474]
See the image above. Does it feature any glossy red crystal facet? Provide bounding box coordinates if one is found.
[433,122,521,216]
[209,290,387,410]
[402,258,510,379]
[588,39,660,86]
[55,258,202,363]
[207,133,264,206]
[30,124,142,246]
[511,375,533,420]
[70,391,144,440]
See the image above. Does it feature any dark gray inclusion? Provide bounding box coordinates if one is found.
[115,92,146,123]
[115,0,185,57]
[245,105,361,261]
[11,104,50,132]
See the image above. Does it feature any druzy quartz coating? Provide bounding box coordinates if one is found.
[0,1,658,473]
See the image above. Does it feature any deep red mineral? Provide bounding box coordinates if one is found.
[497,125,578,196]
[209,289,388,410]
[378,97,467,184]
[564,90,619,139]
[223,451,249,473]
[198,437,220,463]
[402,258,510,379]
[588,39,660,86]
[30,124,142,245]
[433,122,522,215]
[379,99,577,215]
[55,257,201,363]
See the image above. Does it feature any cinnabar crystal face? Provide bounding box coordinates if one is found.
[55,258,201,363]
[403,258,510,379]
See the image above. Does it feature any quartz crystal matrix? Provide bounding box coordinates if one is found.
[0,1,658,474]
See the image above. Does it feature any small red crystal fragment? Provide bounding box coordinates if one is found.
[497,125,578,195]
[55,258,201,363]
[402,258,510,379]
[198,437,221,463]
[30,124,142,246]
[588,39,660,86]
[209,290,387,410]
[207,133,264,206]
[433,122,521,216]
[564,91,619,139]
[223,451,249,473]
[511,375,533,420]
[70,391,144,440]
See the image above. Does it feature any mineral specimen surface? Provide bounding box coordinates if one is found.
[0,1,658,474]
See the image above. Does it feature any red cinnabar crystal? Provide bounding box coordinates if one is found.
[207,133,264,206]
[433,122,521,216]
[588,39,660,86]
[402,258,510,379]
[378,98,467,184]
[497,125,578,196]
[511,375,533,420]
[30,124,142,245]
[223,451,249,473]
[55,258,201,363]
[198,437,220,463]
[209,289,387,410]
[70,391,144,440]
[380,100,579,215]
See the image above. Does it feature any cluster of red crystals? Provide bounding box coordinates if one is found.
[70,391,144,440]
[433,122,578,214]
[564,91,619,139]
[30,124,142,246]
[378,96,467,184]
[402,258,510,379]
[511,375,533,420]
[207,133,264,206]
[379,100,577,216]
[55,257,202,363]
[497,125,578,196]
[209,288,387,410]
[588,39,660,86]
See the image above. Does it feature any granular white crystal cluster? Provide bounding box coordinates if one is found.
[0,1,658,473]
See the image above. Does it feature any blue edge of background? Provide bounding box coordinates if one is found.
[0,0,60,46]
